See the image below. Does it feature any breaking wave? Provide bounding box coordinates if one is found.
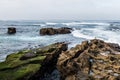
[72,27,120,45]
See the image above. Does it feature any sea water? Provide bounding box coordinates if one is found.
[0,20,120,61]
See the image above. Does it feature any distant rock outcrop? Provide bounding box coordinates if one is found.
[7,27,16,34]
[40,27,72,35]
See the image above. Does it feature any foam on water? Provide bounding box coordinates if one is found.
[72,30,94,39]
[46,22,58,25]
[62,22,110,26]
[72,26,120,45]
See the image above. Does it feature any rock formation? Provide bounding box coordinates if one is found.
[0,39,120,80]
[0,42,68,80]
[57,39,120,80]
[40,27,72,35]
[29,42,67,80]
[7,27,16,34]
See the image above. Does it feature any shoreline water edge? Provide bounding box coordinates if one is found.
[0,20,120,62]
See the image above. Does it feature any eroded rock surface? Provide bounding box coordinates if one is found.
[57,39,120,80]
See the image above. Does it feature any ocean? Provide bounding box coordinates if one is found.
[0,20,120,62]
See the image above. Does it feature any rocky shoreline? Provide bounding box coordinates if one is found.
[0,39,120,80]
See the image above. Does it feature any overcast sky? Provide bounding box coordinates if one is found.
[0,0,120,20]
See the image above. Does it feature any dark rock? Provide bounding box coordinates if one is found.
[57,27,71,34]
[20,53,37,60]
[29,42,68,80]
[40,28,55,35]
[7,27,16,34]
[108,43,120,52]
[40,27,72,35]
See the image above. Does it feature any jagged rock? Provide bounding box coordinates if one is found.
[108,43,120,52]
[40,27,72,35]
[29,42,68,80]
[57,39,120,80]
[7,27,16,34]
[0,42,68,80]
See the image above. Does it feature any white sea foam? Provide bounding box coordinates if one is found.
[80,22,109,26]
[46,22,58,25]
[62,22,110,26]
[72,28,120,45]
[72,30,94,39]
[62,22,83,26]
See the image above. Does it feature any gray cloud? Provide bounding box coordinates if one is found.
[0,0,120,20]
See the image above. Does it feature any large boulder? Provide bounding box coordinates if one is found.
[57,39,120,80]
[7,27,16,34]
[0,42,68,80]
[40,27,72,35]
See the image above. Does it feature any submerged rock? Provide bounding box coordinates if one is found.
[7,27,16,34]
[40,27,72,35]
[57,39,120,80]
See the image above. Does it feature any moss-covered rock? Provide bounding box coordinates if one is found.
[0,50,45,80]
[0,42,68,80]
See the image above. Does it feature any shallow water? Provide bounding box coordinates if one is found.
[0,20,120,61]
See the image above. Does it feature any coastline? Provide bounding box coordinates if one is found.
[0,39,120,80]
[1,21,120,62]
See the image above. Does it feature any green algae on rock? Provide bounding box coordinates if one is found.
[0,42,67,80]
